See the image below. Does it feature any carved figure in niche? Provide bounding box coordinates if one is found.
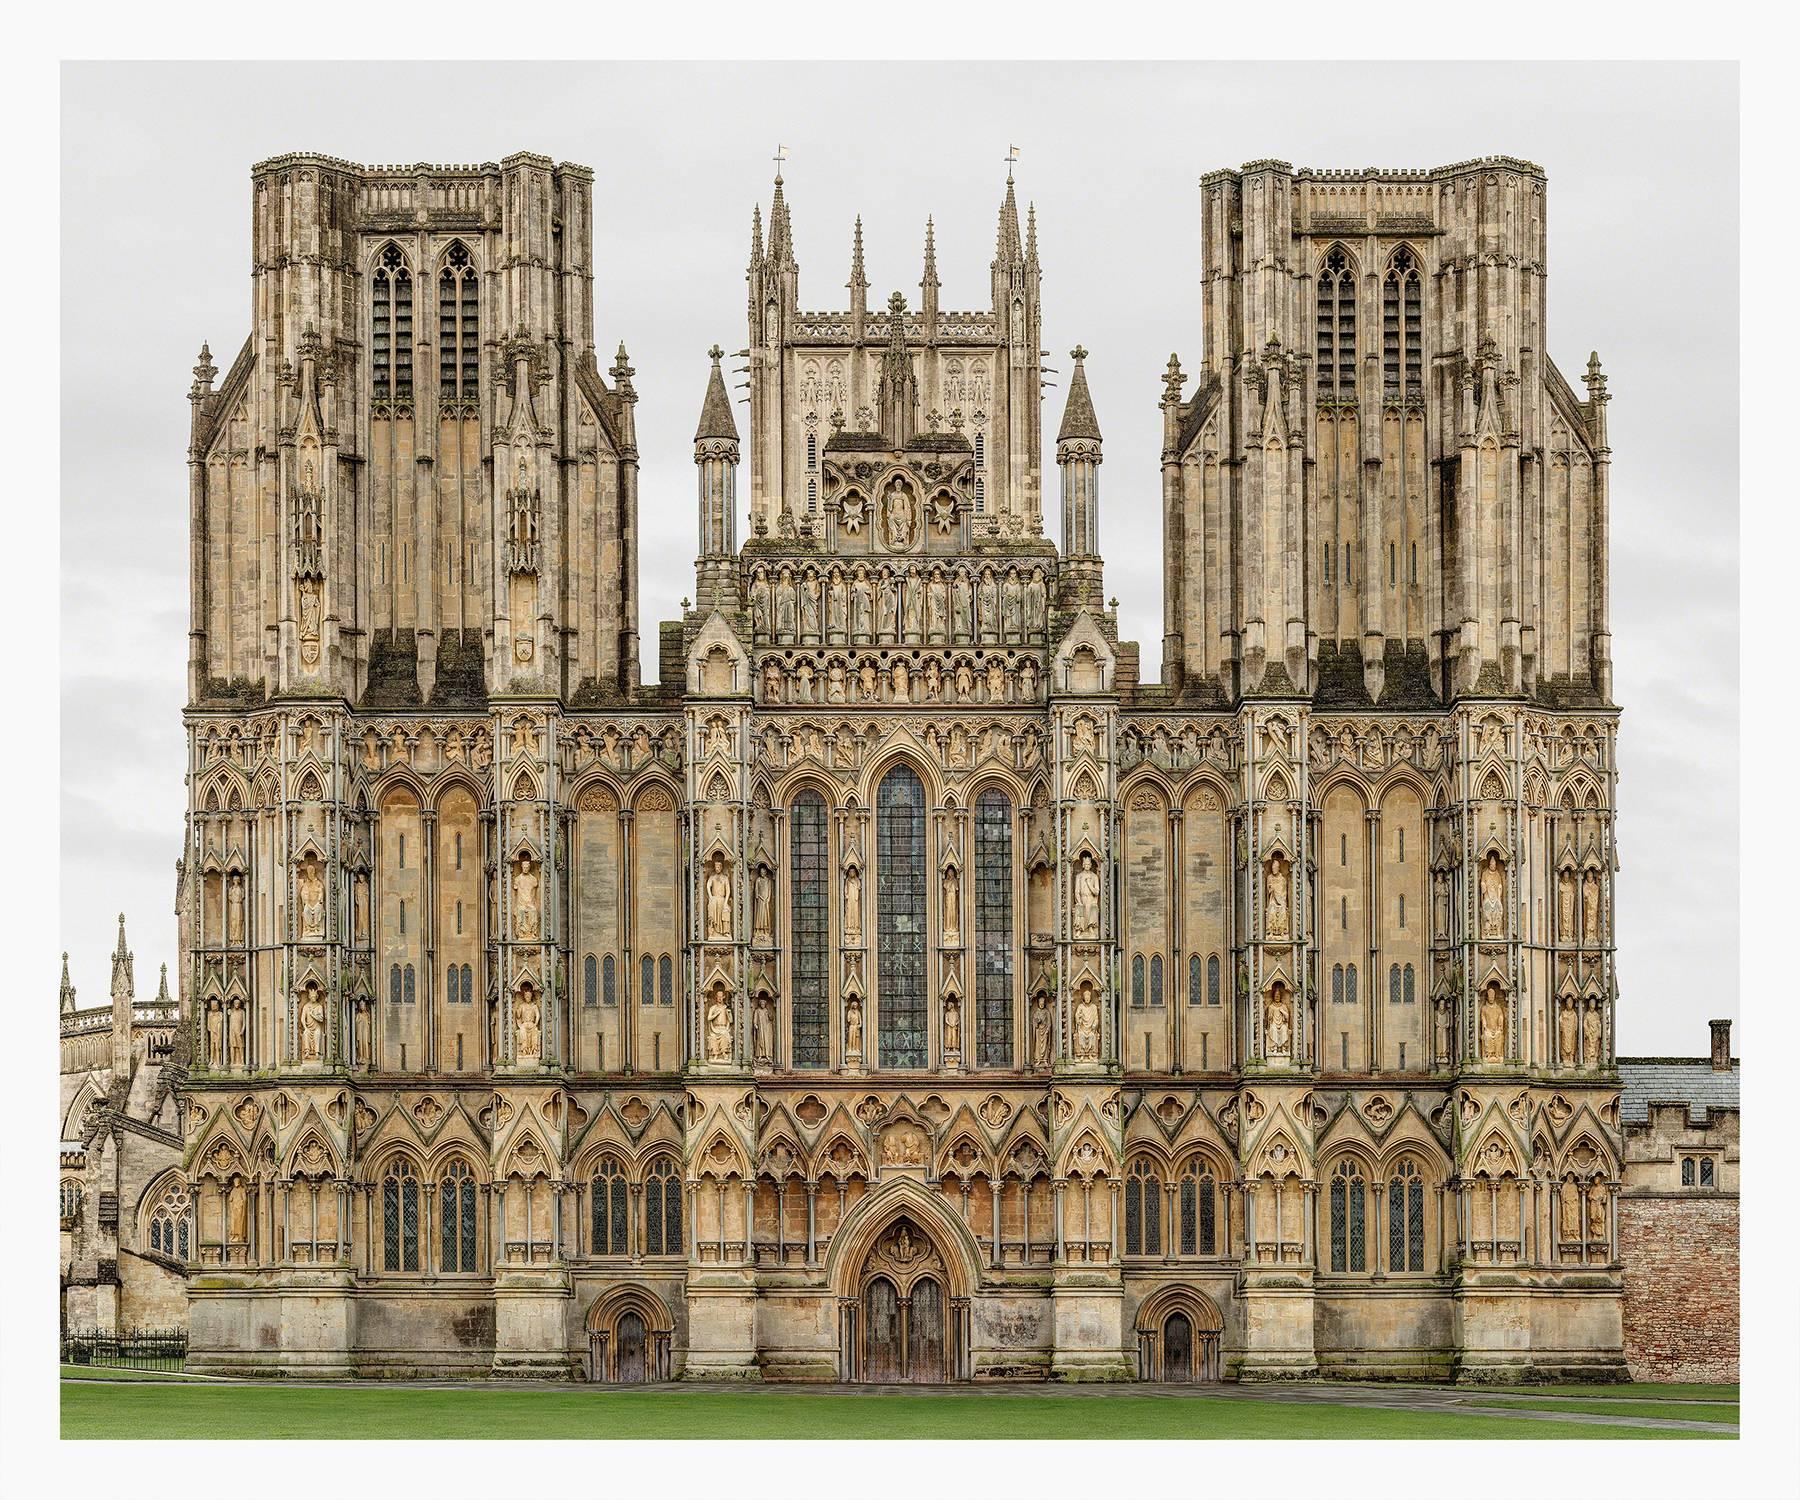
[799,571,821,639]
[1479,851,1507,939]
[227,873,245,946]
[1264,983,1293,1060]
[1479,982,1506,1063]
[705,987,734,1062]
[297,854,325,939]
[1558,867,1576,939]
[1031,994,1052,1068]
[978,569,999,641]
[1582,1003,1602,1066]
[985,658,1006,703]
[1436,997,1454,1064]
[752,866,774,946]
[762,660,784,703]
[1002,570,1023,639]
[951,571,973,641]
[752,992,774,1066]
[1073,850,1101,939]
[881,1124,927,1167]
[353,871,369,944]
[228,997,246,1068]
[845,995,864,1056]
[1559,996,1578,1064]
[1019,657,1039,702]
[1025,570,1046,637]
[775,569,797,640]
[1071,716,1097,760]
[827,570,848,639]
[353,997,370,1067]
[941,864,961,944]
[751,570,772,639]
[226,1179,248,1244]
[205,998,223,1068]
[843,864,864,943]
[487,996,499,1063]
[1587,1184,1607,1241]
[954,661,974,702]
[827,660,847,704]
[515,984,542,1062]
[1265,852,1290,939]
[299,983,327,1063]
[513,852,541,940]
[943,995,961,1055]
[1560,1180,1582,1241]
[922,658,942,702]
[1072,980,1102,1061]
[900,571,922,640]
[884,478,917,549]
[927,570,948,640]
[705,852,733,940]
[877,568,899,637]
[851,568,873,640]
[1581,869,1601,943]
[891,657,911,702]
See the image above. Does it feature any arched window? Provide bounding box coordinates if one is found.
[974,789,1014,1066]
[1125,1158,1162,1257]
[1330,1158,1367,1273]
[381,1158,421,1272]
[389,963,402,1007]
[145,1177,190,1261]
[1150,955,1164,1008]
[644,1156,683,1255]
[404,964,416,1006]
[439,1160,478,1272]
[1131,954,1146,1008]
[447,966,461,1008]
[641,954,654,1007]
[1680,1156,1695,1187]
[876,766,927,1067]
[602,955,617,1006]
[372,244,413,404]
[61,1179,82,1224]
[659,955,674,1006]
[438,241,480,402]
[1207,954,1221,1006]
[1382,247,1423,401]
[790,790,829,1067]
[1188,954,1203,1006]
[1403,964,1416,1005]
[1332,964,1344,1005]
[1179,1160,1218,1257]
[1345,964,1358,1008]
[1315,247,1356,403]
[1388,1157,1425,1272]
[592,1157,628,1255]
[584,955,598,1008]
[1390,964,1402,1006]
[1700,1157,1715,1188]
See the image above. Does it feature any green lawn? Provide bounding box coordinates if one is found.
[1496,1382,1738,1402]
[60,1365,213,1383]
[60,1382,1730,1440]
[1473,1396,1738,1424]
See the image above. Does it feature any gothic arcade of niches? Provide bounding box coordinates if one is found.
[178,151,1622,1383]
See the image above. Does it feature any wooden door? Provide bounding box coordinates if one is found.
[864,1277,901,1382]
[909,1278,945,1383]
[1164,1312,1193,1382]
[616,1311,646,1384]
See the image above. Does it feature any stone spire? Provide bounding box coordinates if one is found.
[156,963,172,1006]
[749,202,763,267]
[190,341,217,400]
[60,951,76,1013]
[695,344,740,443]
[110,913,134,1001]
[769,168,795,269]
[1025,202,1039,267]
[1057,345,1102,442]
[695,346,741,585]
[995,169,1023,265]
[1057,347,1104,569]
[110,913,134,1079]
[849,215,868,329]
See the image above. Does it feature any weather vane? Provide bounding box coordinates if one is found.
[773,144,789,176]
[1005,144,1020,178]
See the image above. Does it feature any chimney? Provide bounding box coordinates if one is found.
[1709,1018,1732,1072]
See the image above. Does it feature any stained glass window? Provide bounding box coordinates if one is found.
[790,792,829,1067]
[876,767,927,1068]
[1131,954,1146,1008]
[1189,954,1203,1006]
[1331,1159,1366,1273]
[660,955,674,1007]
[440,1161,477,1271]
[461,963,473,1005]
[592,1158,628,1255]
[1345,964,1358,1008]
[404,964,416,1005]
[584,955,598,1008]
[603,955,617,1006]
[1125,1159,1161,1257]
[146,1178,190,1262]
[389,963,402,1006]
[1388,1158,1425,1272]
[1208,954,1221,1006]
[1179,1173,1197,1255]
[1150,955,1164,1008]
[645,1157,682,1254]
[382,1159,420,1271]
[1404,964,1416,1005]
[1332,964,1344,1005]
[974,790,1014,1066]
[1390,964,1402,1005]
[641,955,654,1007]
[1199,1173,1216,1255]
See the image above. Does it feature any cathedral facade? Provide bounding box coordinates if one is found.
[176,150,1625,1382]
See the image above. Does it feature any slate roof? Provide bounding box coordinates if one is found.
[695,351,739,442]
[1617,1057,1740,1126]
[1056,352,1101,443]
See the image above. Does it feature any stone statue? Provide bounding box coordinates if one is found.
[1072,982,1102,1061]
[884,479,916,549]
[227,873,245,946]
[228,997,246,1068]
[943,995,961,1055]
[927,572,948,641]
[205,999,223,1068]
[877,569,899,637]
[1558,867,1576,940]
[799,571,821,639]
[515,986,542,1062]
[353,997,370,1068]
[1479,983,1506,1063]
[951,571,973,640]
[751,570,772,639]
[705,853,733,940]
[1073,851,1101,939]
[902,571,924,639]
[752,867,774,946]
[827,571,848,639]
[353,871,370,944]
[941,864,961,944]
[753,992,774,1066]
[1581,869,1601,943]
[845,995,863,1057]
[299,985,326,1063]
[1436,998,1454,1065]
[1559,996,1578,1064]
[1264,985,1292,1060]
[705,989,733,1063]
[1560,1181,1582,1241]
[227,1179,248,1245]
[1582,1004,1603,1066]
[1031,995,1052,1068]
[1025,569,1046,637]
[512,853,541,941]
[851,570,873,640]
[775,570,797,640]
[487,997,498,1064]
[298,856,325,939]
[1265,853,1290,939]
[1479,852,1506,940]
[843,864,863,943]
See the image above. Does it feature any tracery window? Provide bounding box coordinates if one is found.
[1315,247,1357,403]
[1332,964,1345,1005]
[145,1178,190,1261]
[1403,964,1416,1005]
[437,241,480,402]
[592,1156,628,1255]
[584,955,598,1008]
[644,1156,683,1255]
[404,963,416,1005]
[876,766,927,1068]
[660,955,674,1006]
[1330,1158,1367,1273]
[1150,955,1164,1008]
[372,244,414,404]
[1388,1157,1425,1272]
[1208,954,1221,1006]
[1131,954,1147,1008]
[381,1157,421,1272]
[1700,1157,1715,1188]
[1345,964,1358,1008]
[1179,1160,1218,1257]
[1680,1157,1694,1187]
[1390,964,1402,1006]
[974,790,1015,1066]
[439,1160,478,1272]
[1382,247,1423,401]
[390,963,402,1006]
[1188,954,1203,1006]
[1124,1158,1162,1257]
[603,955,617,1006]
[790,791,829,1067]
[641,954,654,1007]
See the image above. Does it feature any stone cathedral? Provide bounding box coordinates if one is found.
[176,150,1625,1383]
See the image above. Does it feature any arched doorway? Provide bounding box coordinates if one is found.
[1163,1311,1194,1382]
[585,1286,674,1384]
[1135,1287,1223,1382]
[855,1217,957,1383]
[616,1311,647,1384]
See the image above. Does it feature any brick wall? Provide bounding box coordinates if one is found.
[1618,1195,1739,1382]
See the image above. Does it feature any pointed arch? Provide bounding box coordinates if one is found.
[1315,244,1358,403]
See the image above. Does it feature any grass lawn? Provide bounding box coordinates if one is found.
[1473,1397,1738,1424]
[1499,1383,1738,1403]
[60,1383,1729,1440]
[60,1366,213,1383]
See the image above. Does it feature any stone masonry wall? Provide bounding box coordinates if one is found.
[1618,1195,1739,1382]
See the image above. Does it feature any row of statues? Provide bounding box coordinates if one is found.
[759,649,1042,706]
[748,561,1049,649]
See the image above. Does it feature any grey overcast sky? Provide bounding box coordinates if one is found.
[59,61,1736,1052]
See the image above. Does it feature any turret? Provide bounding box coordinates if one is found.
[60,951,76,1014]
[110,914,133,1078]
[1057,346,1103,603]
[695,346,741,611]
[990,164,1044,533]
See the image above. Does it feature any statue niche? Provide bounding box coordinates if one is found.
[514,981,543,1063]
[1263,980,1293,1061]
[705,852,734,940]
[705,983,734,1064]
[512,851,542,941]
[882,476,919,552]
[1479,851,1507,940]
[1479,980,1507,1063]
[1071,979,1102,1061]
[1264,852,1291,940]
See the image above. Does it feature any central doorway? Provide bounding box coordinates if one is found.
[856,1216,955,1383]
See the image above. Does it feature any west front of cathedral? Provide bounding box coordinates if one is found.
[174,150,1624,1383]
